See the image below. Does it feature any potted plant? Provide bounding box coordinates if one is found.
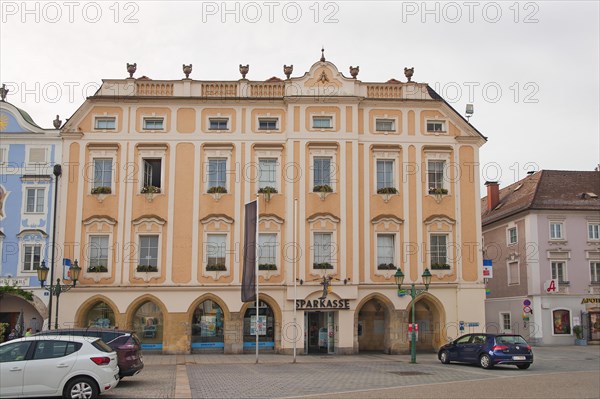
[258,263,277,271]
[573,325,587,346]
[377,187,398,202]
[206,264,227,271]
[431,263,451,270]
[377,263,397,270]
[136,264,158,273]
[313,184,333,200]
[141,185,161,194]
[258,186,278,201]
[313,262,333,270]
[91,186,111,195]
[87,265,108,273]
[91,186,111,202]
[428,187,448,195]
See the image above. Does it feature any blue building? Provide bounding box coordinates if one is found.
[0,94,62,335]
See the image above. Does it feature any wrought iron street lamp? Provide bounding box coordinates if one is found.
[37,260,81,329]
[394,267,432,364]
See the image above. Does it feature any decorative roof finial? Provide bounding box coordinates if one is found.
[127,63,137,79]
[0,84,8,101]
[404,67,414,82]
[183,64,192,79]
[283,65,293,79]
[320,47,325,62]
[239,64,249,79]
[53,115,62,129]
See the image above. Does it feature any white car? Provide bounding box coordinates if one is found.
[0,335,120,398]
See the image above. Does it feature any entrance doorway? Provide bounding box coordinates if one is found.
[305,311,335,354]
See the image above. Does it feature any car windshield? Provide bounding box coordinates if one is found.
[496,335,527,345]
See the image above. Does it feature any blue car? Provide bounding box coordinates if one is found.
[438,333,533,369]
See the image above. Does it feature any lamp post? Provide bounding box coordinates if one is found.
[394,267,432,364]
[37,260,81,329]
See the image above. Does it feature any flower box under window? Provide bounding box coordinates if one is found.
[207,186,227,194]
[137,265,158,272]
[141,185,161,194]
[206,264,227,271]
[428,188,448,195]
[258,186,278,194]
[258,263,277,271]
[377,187,398,195]
[313,262,333,270]
[87,265,108,273]
[430,263,451,270]
[91,186,111,195]
[313,184,333,193]
[377,263,397,270]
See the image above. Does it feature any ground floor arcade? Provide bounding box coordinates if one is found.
[24,284,485,354]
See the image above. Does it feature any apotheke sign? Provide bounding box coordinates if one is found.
[296,299,350,310]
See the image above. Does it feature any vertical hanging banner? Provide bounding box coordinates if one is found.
[241,200,258,302]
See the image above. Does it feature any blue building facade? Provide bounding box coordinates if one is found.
[0,98,62,334]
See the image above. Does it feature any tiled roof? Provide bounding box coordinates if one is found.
[481,170,600,226]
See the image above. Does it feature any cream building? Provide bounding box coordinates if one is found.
[53,53,487,354]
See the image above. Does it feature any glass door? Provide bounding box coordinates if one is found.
[327,311,336,354]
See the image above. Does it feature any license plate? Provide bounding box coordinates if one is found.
[513,356,526,360]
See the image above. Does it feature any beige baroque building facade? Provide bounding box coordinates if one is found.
[55,55,487,354]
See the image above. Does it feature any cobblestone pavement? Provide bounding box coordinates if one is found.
[102,346,600,399]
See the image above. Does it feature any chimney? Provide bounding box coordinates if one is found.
[485,181,500,211]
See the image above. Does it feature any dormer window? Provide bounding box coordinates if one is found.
[143,118,164,130]
[95,117,116,130]
[209,118,229,130]
[426,120,445,132]
[376,119,395,132]
[313,116,332,129]
[258,118,278,131]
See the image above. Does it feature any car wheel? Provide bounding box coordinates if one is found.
[63,376,99,399]
[517,364,531,369]
[479,354,493,369]
[440,350,450,364]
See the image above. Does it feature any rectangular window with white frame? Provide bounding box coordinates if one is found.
[375,119,395,132]
[138,235,159,270]
[94,117,116,130]
[142,159,162,191]
[143,117,164,130]
[430,234,448,268]
[258,158,277,190]
[207,158,227,191]
[377,234,395,267]
[258,233,277,269]
[313,232,333,267]
[88,236,109,271]
[22,244,42,272]
[550,222,564,240]
[206,234,227,269]
[551,261,568,284]
[93,159,112,191]
[501,312,511,331]
[25,188,45,213]
[209,118,229,131]
[508,261,520,285]
[313,157,332,190]
[588,223,600,240]
[258,118,278,131]
[426,120,445,132]
[427,160,445,191]
[508,227,518,245]
[376,159,395,192]
[312,116,332,129]
[591,261,600,284]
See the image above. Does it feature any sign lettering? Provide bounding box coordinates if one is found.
[296,299,350,310]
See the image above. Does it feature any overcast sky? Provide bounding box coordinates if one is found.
[1,1,598,191]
